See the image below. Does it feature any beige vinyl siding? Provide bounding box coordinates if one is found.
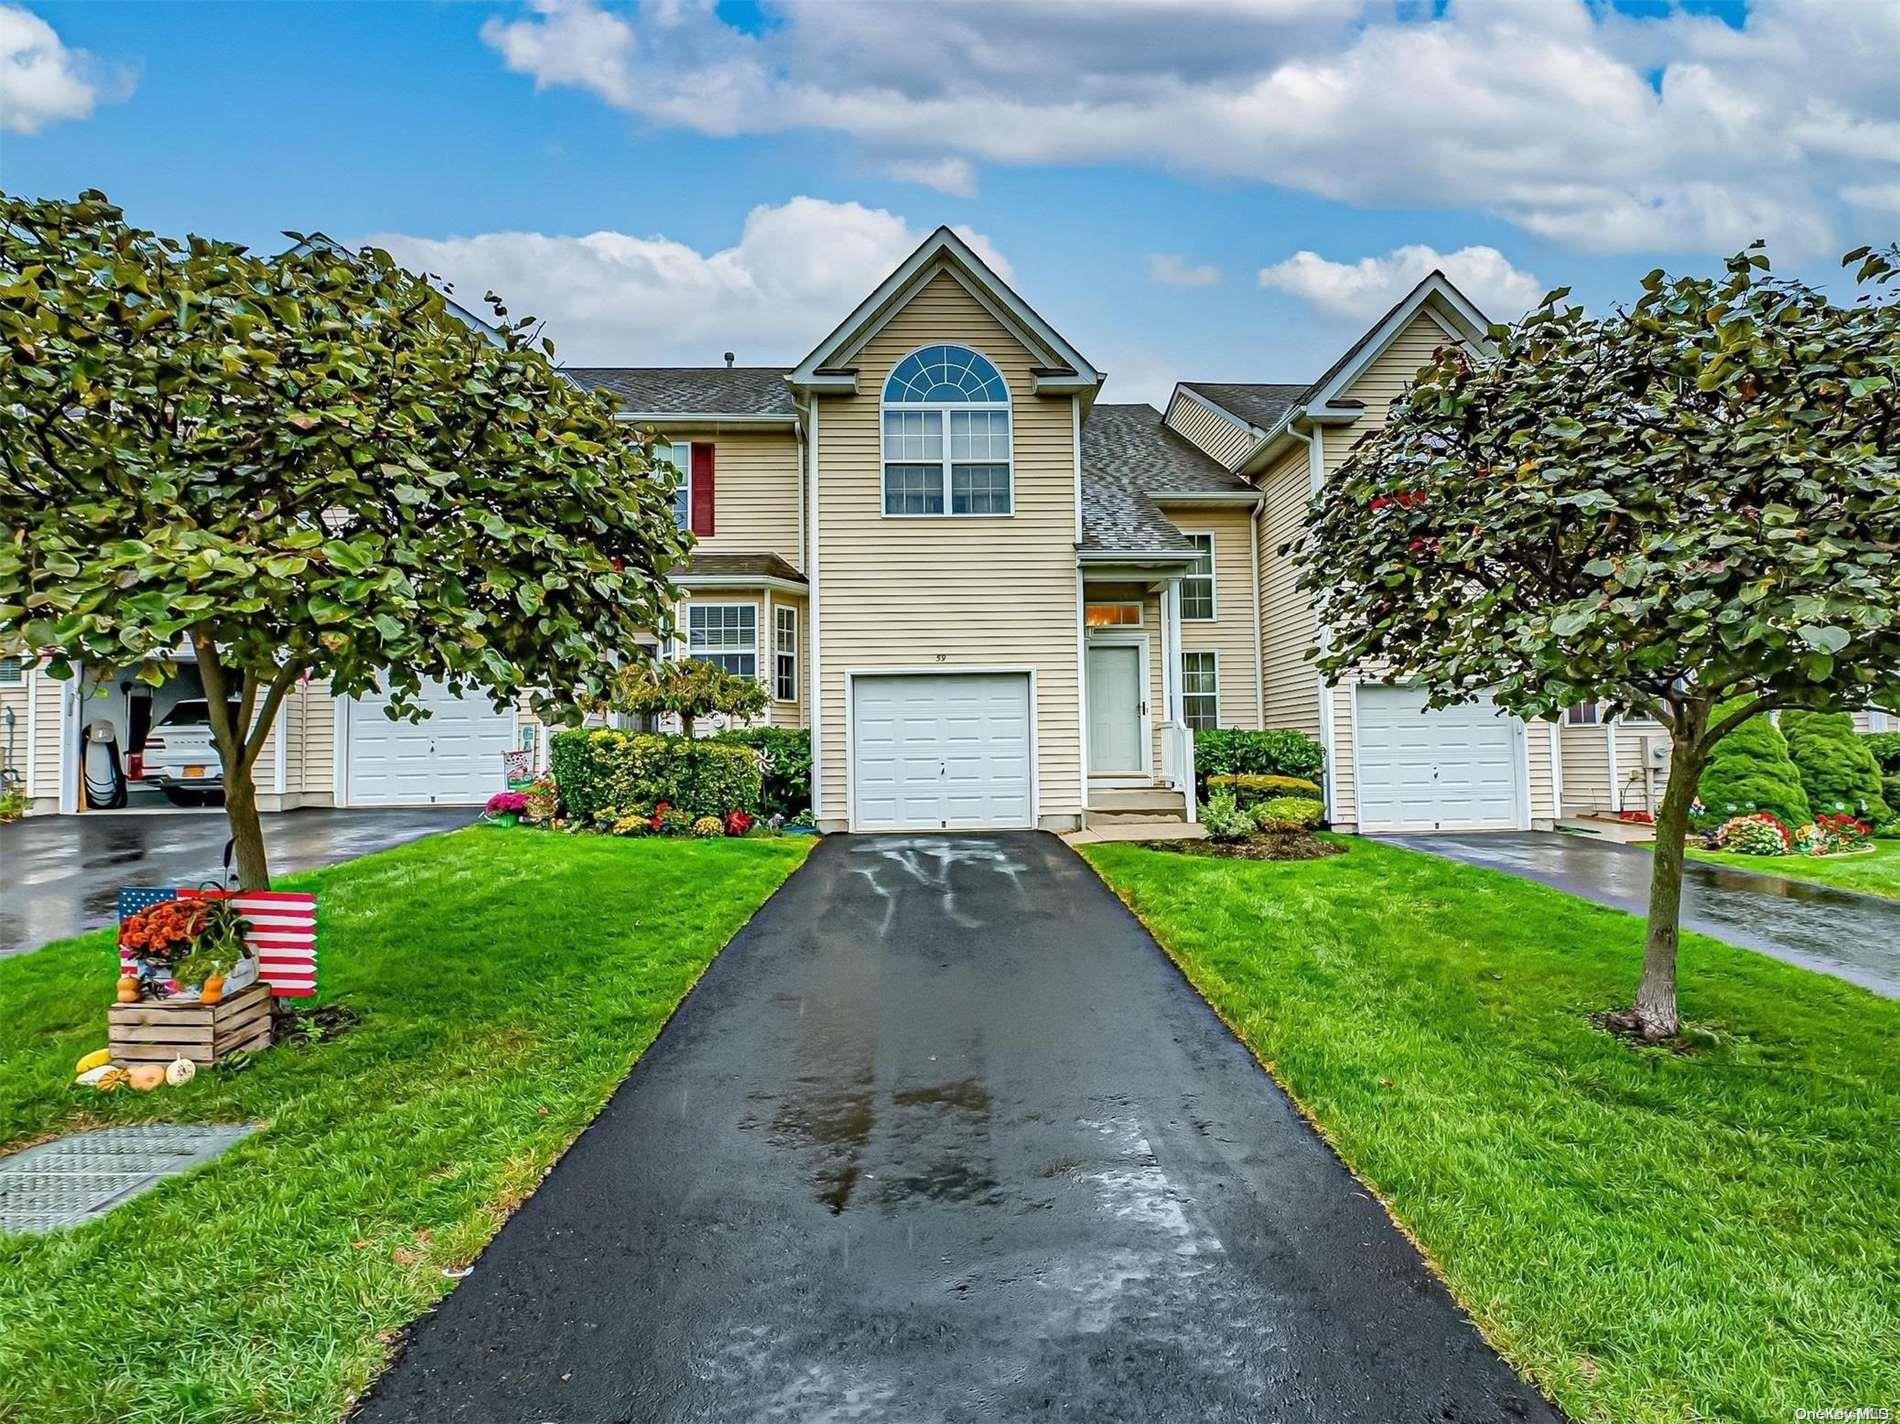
[0,663,28,789]
[30,665,64,805]
[1613,721,1670,813]
[1165,503,1260,729]
[764,591,808,729]
[1255,445,1321,738]
[1165,392,1254,467]
[298,679,336,801]
[686,430,803,568]
[1528,720,1557,826]
[1560,721,1612,816]
[814,269,1081,829]
[1327,683,1355,824]
[1321,308,1458,483]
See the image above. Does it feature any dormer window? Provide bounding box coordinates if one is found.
[881,345,1012,516]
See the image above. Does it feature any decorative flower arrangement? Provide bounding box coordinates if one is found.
[118,900,205,973]
[722,809,754,837]
[1714,813,1792,856]
[117,898,253,1000]
[521,775,559,826]
[1798,813,1873,856]
[1614,809,1655,825]
[692,815,724,839]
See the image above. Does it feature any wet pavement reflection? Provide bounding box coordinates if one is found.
[0,808,473,955]
[1382,831,1899,998]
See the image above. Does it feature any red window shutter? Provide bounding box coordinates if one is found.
[690,443,715,537]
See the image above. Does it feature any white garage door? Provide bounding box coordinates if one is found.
[852,673,1032,831]
[346,681,518,806]
[1355,686,1523,832]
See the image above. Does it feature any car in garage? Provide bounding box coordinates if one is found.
[140,698,240,804]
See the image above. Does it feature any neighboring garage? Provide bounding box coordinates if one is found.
[1353,685,1527,833]
[341,680,520,807]
[850,672,1033,831]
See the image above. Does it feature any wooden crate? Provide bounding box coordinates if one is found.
[108,982,273,1065]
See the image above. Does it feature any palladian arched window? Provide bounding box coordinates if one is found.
[881,344,1012,516]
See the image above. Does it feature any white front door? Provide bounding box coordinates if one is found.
[1354,685,1524,832]
[346,680,518,806]
[852,672,1033,831]
[1087,642,1144,775]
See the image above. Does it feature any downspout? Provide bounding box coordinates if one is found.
[1249,499,1264,730]
[804,401,823,821]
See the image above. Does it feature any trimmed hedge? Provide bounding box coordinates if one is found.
[1695,709,1810,831]
[710,726,811,820]
[1255,796,1324,831]
[1194,728,1324,792]
[1207,773,1323,810]
[1783,710,1892,822]
[549,729,762,826]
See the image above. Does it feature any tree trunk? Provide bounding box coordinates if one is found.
[1632,734,1708,1040]
[221,759,272,890]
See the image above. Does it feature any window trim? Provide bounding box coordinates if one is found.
[1182,649,1220,730]
[661,439,693,532]
[1180,531,1217,621]
[0,656,22,685]
[1565,701,1600,726]
[880,343,1015,519]
[773,605,798,703]
[686,601,758,680]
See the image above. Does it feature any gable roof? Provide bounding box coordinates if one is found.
[1177,270,1494,475]
[790,226,1101,398]
[1080,403,1248,559]
[563,366,796,419]
[1176,382,1306,435]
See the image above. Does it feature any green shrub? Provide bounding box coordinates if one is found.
[710,726,811,819]
[1194,728,1324,793]
[1782,710,1892,822]
[1695,707,1810,830]
[549,729,762,826]
[691,815,724,839]
[1200,789,1255,843]
[1254,796,1323,832]
[1884,774,1900,820]
[1207,772,1323,810]
[1864,731,1900,774]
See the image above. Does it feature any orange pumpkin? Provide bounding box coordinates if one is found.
[200,975,225,1006]
[116,976,140,1004]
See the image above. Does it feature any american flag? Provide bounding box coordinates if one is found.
[117,888,319,999]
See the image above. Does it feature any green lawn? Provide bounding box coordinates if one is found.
[0,828,809,1424]
[1080,837,1898,1424]
[1680,836,1900,900]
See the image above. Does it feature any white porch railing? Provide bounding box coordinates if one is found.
[1159,720,1198,823]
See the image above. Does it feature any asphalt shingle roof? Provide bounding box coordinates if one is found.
[1080,403,1248,556]
[1176,382,1308,434]
[563,367,796,417]
[678,552,806,584]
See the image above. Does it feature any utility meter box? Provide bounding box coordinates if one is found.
[1642,735,1670,769]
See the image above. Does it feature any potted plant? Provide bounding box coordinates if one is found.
[485,790,528,827]
[116,899,204,998]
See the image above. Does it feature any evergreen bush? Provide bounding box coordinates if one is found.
[1782,711,1892,822]
[549,729,762,826]
[710,726,812,819]
[1193,728,1324,792]
[1694,708,1810,830]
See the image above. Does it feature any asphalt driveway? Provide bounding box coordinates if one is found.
[1384,831,1900,998]
[355,831,1559,1424]
[0,808,472,956]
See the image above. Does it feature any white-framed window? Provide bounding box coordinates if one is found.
[687,603,756,678]
[1566,702,1599,725]
[1182,651,1219,730]
[773,606,798,702]
[1084,602,1143,628]
[881,344,1012,517]
[1181,534,1215,620]
[0,657,21,684]
[659,441,692,530]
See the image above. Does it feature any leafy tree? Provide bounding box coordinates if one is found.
[1296,243,1900,1039]
[1694,707,1810,831]
[1781,710,1892,822]
[0,191,689,887]
[608,656,767,739]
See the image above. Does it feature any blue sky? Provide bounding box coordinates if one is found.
[4,0,1895,406]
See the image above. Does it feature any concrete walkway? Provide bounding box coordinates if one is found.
[0,808,472,955]
[356,831,1559,1424]
[1383,831,1900,998]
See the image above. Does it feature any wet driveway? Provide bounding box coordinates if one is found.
[1383,832,1899,998]
[0,808,473,956]
[354,831,1559,1424]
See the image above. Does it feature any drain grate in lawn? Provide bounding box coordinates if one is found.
[0,1124,256,1234]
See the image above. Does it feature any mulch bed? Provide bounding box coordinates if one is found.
[1142,833,1345,861]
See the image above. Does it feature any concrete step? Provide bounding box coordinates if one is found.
[1086,786,1184,813]
[1085,805,1190,828]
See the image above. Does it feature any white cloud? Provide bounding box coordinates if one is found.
[1842,182,1900,217]
[881,156,977,197]
[366,196,1010,366]
[477,0,1900,257]
[1148,253,1221,288]
[1260,244,1544,321]
[0,3,128,133]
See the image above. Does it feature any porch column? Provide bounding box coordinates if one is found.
[1161,577,1185,726]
